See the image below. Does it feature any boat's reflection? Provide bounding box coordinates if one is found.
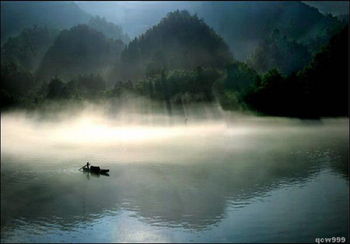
[83,171,110,179]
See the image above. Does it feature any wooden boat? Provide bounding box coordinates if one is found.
[82,166,109,175]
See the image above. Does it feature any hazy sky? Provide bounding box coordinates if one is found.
[75,1,349,38]
[76,1,350,17]
[75,1,201,37]
[303,1,349,15]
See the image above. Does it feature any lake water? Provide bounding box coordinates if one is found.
[1,110,349,243]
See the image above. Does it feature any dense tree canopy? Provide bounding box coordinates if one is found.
[1,61,38,108]
[1,26,59,71]
[37,24,124,81]
[88,16,130,43]
[1,4,347,119]
[248,29,311,75]
[120,10,233,80]
[196,1,344,60]
[243,25,348,118]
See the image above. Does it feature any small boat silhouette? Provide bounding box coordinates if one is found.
[81,165,110,175]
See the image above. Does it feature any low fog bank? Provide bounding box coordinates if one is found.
[1,101,348,164]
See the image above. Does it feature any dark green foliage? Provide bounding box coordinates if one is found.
[1,5,347,119]
[75,2,344,62]
[222,62,259,91]
[243,69,289,116]
[214,62,259,111]
[37,24,124,81]
[243,25,348,118]
[214,89,245,111]
[248,29,311,75]
[132,67,223,116]
[77,74,106,94]
[1,26,59,71]
[68,74,106,98]
[135,67,222,103]
[47,77,67,99]
[0,61,39,109]
[1,61,37,97]
[298,25,348,116]
[0,89,19,109]
[88,16,130,43]
[197,1,344,60]
[120,10,233,80]
[304,14,346,54]
[45,74,107,100]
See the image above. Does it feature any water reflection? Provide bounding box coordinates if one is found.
[1,116,348,242]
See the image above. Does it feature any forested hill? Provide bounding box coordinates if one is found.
[88,16,130,44]
[247,29,311,75]
[195,1,343,60]
[1,1,91,43]
[0,3,347,119]
[243,25,348,118]
[1,26,59,72]
[119,10,233,80]
[37,25,124,81]
[76,1,344,62]
[1,16,129,76]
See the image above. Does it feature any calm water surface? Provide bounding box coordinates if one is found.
[1,113,348,243]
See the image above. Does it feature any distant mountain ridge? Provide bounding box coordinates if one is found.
[88,16,130,43]
[77,1,344,61]
[1,1,91,43]
[194,1,342,60]
[119,10,233,80]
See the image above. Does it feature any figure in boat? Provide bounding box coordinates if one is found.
[80,162,110,175]
[83,162,90,170]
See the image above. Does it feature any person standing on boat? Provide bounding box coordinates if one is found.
[84,162,90,170]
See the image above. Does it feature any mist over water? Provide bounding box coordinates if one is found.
[2,100,227,163]
[2,101,347,164]
[1,102,349,242]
